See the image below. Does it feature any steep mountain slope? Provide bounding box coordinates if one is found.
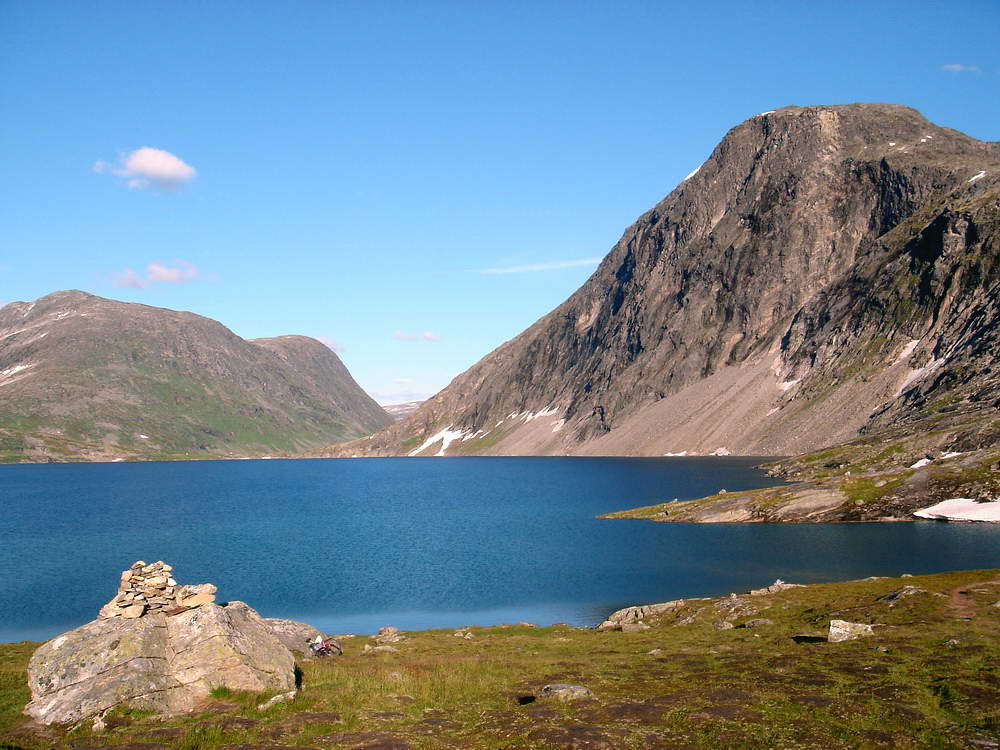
[0,291,390,461]
[334,103,999,458]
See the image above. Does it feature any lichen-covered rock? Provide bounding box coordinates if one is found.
[264,618,325,655]
[539,684,595,702]
[749,579,802,596]
[599,598,688,629]
[25,601,294,725]
[165,601,294,697]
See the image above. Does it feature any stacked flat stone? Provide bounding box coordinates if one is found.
[98,560,217,620]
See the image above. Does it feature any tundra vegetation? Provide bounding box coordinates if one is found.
[2,570,999,749]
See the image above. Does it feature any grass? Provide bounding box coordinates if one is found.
[3,571,1000,748]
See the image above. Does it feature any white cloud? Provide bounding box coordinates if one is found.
[147,260,200,283]
[113,260,204,289]
[95,147,197,190]
[942,63,981,73]
[113,269,150,289]
[393,330,441,342]
[391,377,413,384]
[316,336,347,352]
[479,258,602,274]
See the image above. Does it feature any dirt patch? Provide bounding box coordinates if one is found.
[313,732,412,750]
[788,694,835,707]
[211,716,260,731]
[686,704,763,722]
[603,701,670,723]
[526,724,625,749]
[946,578,1000,618]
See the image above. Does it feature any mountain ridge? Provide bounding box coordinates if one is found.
[0,290,391,462]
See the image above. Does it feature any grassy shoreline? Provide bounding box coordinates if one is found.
[3,569,999,749]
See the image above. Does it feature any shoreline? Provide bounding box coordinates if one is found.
[3,568,1000,749]
[4,566,997,648]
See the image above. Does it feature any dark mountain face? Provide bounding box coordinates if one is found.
[337,103,1000,458]
[0,291,391,461]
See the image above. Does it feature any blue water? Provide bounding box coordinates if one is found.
[1,457,998,642]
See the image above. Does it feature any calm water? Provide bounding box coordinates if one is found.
[1,457,998,642]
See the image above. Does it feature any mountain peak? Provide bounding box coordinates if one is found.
[334,104,1000,459]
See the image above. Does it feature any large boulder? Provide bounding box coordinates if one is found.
[264,617,325,655]
[25,600,295,725]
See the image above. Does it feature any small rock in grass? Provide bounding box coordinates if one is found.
[743,618,774,628]
[256,690,296,711]
[363,644,399,654]
[713,621,735,630]
[647,648,663,656]
[539,683,595,702]
[621,623,650,633]
[829,619,875,642]
[374,626,405,644]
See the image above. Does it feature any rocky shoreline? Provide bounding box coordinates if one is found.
[602,440,1000,524]
[3,566,1000,749]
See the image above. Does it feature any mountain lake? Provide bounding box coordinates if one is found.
[2,456,998,642]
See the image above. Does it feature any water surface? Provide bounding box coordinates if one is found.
[1,457,997,642]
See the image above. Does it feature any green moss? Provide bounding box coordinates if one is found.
[841,475,905,505]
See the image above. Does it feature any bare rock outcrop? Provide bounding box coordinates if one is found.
[25,562,295,725]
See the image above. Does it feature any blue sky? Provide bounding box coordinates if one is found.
[1,1,998,403]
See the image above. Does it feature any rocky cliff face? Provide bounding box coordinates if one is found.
[0,291,391,461]
[336,104,999,458]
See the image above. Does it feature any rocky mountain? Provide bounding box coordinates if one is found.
[333,103,999,459]
[0,291,391,461]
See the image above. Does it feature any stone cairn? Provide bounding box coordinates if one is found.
[98,560,217,620]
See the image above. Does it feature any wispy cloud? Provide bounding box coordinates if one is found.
[942,63,981,73]
[94,147,197,190]
[391,377,413,384]
[392,330,441,342]
[113,260,204,289]
[478,258,602,274]
[316,336,347,353]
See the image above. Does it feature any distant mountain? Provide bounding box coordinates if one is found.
[331,103,1000,460]
[0,291,391,462]
[382,401,423,421]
